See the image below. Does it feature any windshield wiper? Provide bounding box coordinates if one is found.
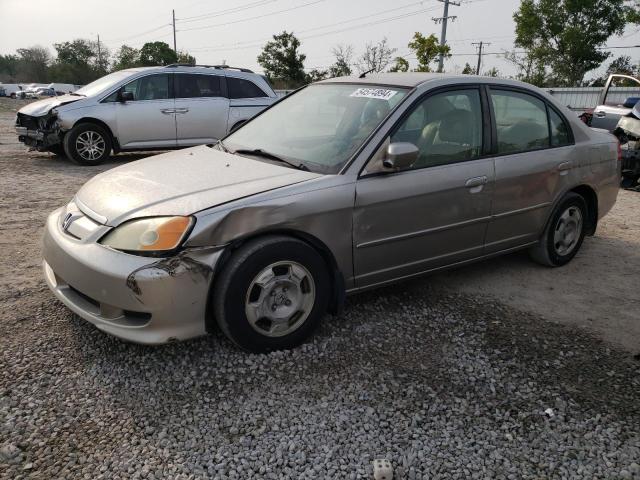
[233,148,309,171]
[216,139,229,152]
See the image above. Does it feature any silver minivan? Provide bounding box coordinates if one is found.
[15,65,278,164]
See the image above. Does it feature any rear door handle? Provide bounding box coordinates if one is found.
[465,176,488,188]
[160,109,175,114]
[557,161,572,172]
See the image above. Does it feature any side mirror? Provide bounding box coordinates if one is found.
[383,142,419,170]
[623,97,640,109]
[119,90,134,102]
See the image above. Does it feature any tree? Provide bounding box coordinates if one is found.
[177,51,196,65]
[626,0,640,24]
[307,68,329,82]
[15,46,51,82]
[328,44,353,78]
[484,67,500,77]
[358,38,395,73]
[50,39,105,84]
[504,49,548,86]
[407,32,450,72]
[139,41,178,66]
[514,0,628,86]
[257,31,307,88]
[389,57,410,72]
[0,54,19,82]
[589,55,640,85]
[461,62,474,74]
[112,45,140,71]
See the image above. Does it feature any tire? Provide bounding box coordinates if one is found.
[529,193,587,267]
[46,144,65,157]
[63,123,112,165]
[213,235,330,353]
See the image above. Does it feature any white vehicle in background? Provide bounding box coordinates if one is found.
[15,65,278,164]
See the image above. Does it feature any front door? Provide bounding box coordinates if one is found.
[115,73,176,149]
[174,73,229,145]
[353,88,494,288]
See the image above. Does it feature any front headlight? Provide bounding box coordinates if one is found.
[99,216,194,253]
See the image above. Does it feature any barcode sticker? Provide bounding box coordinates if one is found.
[350,88,398,101]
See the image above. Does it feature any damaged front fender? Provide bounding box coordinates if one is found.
[15,110,63,151]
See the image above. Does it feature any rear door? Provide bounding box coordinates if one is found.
[484,87,575,253]
[114,73,176,149]
[174,73,229,145]
[226,75,273,132]
[353,87,494,287]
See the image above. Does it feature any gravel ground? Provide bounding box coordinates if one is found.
[1,98,639,479]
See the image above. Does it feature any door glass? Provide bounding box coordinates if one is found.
[122,74,170,101]
[176,74,222,98]
[549,108,571,146]
[491,90,550,153]
[227,77,268,99]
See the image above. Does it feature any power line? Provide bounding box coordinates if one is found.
[178,0,278,23]
[178,0,326,32]
[102,23,171,44]
[432,0,460,72]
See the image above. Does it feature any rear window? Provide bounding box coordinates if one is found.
[176,74,222,98]
[227,77,268,99]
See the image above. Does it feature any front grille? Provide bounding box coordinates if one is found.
[17,113,39,130]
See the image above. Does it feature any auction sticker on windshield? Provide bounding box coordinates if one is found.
[350,88,398,101]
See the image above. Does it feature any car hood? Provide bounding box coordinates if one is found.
[75,145,321,226]
[18,94,82,116]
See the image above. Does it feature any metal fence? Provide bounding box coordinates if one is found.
[544,87,640,112]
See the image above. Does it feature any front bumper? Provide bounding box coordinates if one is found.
[43,208,223,344]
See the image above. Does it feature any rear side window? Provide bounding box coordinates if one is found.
[123,74,170,101]
[227,77,268,99]
[491,89,549,154]
[176,74,222,98]
[549,108,571,146]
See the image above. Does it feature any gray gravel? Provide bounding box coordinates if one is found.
[2,283,639,479]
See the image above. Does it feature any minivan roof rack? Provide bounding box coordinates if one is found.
[165,64,254,73]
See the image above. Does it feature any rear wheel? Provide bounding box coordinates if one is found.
[529,193,587,267]
[63,123,112,165]
[213,236,330,353]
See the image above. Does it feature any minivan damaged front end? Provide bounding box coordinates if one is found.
[15,109,63,151]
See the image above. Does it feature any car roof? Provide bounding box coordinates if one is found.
[318,72,532,90]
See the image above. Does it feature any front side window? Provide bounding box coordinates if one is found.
[122,74,170,101]
[491,89,550,154]
[224,84,408,173]
[366,89,483,173]
[227,77,268,99]
[176,74,222,98]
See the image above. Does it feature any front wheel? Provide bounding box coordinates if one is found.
[529,193,587,267]
[213,236,330,353]
[63,123,112,165]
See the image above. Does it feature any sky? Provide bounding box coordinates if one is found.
[1,0,639,81]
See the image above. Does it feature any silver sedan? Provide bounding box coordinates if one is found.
[43,73,620,352]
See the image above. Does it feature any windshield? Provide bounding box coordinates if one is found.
[224,84,408,173]
[73,70,138,97]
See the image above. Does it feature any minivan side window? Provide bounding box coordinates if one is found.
[227,77,268,99]
[549,107,571,147]
[175,74,222,98]
[120,74,170,101]
[491,89,550,154]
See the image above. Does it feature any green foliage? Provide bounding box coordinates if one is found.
[307,68,329,82]
[514,0,628,86]
[139,42,178,66]
[504,49,548,86]
[112,45,140,71]
[626,0,640,23]
[328,44,353,78]
[589,55,640,85]
[407,32,450,72]
[0,54,20,82]
[461,62,474,74]
[389,57,410,72]
[177,51,196,65]
[257,31,307,88]
[49,39,107,84]
[15,46,51,83]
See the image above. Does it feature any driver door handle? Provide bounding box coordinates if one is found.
[465,176,488,188]
[160,108,175,114]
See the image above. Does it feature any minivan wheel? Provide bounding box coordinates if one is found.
[213,236,330,353]
[529,193,587,267]
[63,123,112,165]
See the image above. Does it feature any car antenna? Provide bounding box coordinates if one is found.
[359,68,376,79]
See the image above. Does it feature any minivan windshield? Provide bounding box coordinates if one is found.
[73,70,138,97]
[223,84,408,173]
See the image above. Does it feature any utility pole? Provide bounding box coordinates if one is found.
[97,34,102,70]
[472,41,490,75]
[432,0,460,73]
[172,10,177,54]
